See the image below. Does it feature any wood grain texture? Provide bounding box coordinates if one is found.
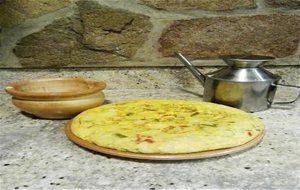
[64,120,265,160]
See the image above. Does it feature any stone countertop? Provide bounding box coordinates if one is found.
[1,69,300,190]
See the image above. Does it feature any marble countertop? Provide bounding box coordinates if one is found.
[1,69,300,190]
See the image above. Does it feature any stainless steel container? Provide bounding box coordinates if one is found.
[176,53,300,112]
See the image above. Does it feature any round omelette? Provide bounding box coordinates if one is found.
[70,99,264,154]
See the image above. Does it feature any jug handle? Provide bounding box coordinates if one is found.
[271,83,300,104]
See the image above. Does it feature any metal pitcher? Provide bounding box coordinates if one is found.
[175,52,300,112]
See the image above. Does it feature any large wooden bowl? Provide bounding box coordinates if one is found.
[5,77,106,119]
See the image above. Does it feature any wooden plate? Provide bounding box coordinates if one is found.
[64,121,265,160]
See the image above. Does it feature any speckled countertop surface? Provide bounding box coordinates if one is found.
[1,69,300,190]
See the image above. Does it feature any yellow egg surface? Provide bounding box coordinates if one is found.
[70,99,264,154]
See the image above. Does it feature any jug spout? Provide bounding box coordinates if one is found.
[175,52,206,86]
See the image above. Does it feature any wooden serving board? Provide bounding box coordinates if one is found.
[64,121,264,160]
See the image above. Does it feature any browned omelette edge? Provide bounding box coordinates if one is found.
[64,120,265,160]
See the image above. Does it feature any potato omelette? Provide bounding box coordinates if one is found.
[70,99,264,154]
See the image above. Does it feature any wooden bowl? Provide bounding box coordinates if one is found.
[5,77,106,119]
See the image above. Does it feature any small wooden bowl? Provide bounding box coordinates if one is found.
[5,77,106,119]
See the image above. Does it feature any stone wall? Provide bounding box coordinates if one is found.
[0,0,299,68]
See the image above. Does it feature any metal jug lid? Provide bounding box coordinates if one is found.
[207,55,281,82]
[222,55,275,68]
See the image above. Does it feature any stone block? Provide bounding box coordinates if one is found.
[13,17,125,67]
[138,0,256,11]
[0,0,71,27]
[159,14,300,59]
[78,1,152,58]
[13,1,152,67]
[265,0,300,8]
